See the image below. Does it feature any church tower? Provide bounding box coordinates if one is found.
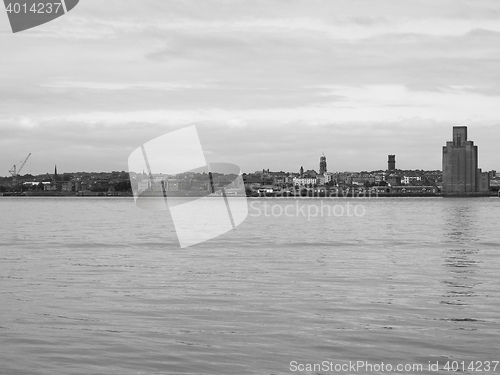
[319,153,327,174]
[388,155,396,172]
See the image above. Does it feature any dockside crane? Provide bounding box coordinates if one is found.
[9,153,31,177]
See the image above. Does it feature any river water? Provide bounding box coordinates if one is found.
[0,197,499,374]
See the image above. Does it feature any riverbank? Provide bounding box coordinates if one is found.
[0,191,133,197]
[2,192,498,198]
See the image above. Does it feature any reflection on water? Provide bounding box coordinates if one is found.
[441,201,483,326]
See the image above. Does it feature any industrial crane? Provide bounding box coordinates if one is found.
[9,153,31,177]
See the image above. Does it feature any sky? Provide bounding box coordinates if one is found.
[1,0,500,176]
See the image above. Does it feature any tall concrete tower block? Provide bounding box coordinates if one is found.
[319,154,327,174]
[388,155,396,172]
[442,126,478,193]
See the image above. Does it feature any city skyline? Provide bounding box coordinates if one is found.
[1,123,496,178]
[2,0,500,175]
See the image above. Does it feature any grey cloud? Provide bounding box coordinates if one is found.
[2,0,500,175]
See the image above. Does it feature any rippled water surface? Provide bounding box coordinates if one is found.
[0,197,499,374]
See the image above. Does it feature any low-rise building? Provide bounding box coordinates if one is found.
[391,186,437,194]
[293,177,317,187]
[403,176,422,185]
[243,174,262,190]
[478,169,490,193]
[386,174,402,186]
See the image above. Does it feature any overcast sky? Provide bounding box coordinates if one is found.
[1,0,500,176]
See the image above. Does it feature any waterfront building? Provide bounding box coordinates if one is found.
[336,172,351,185]
[74,180,83,192]
[293,177,317,187]
[386,174,401,186]
[442,126,489,193]
[316,172,335,186]
[391,186,438,194]
[349,177,365,186]
[403,176,422,185]
[137,180,150,192]
[61,181,74,192]
[137,179,168,192]
[478,169,490,193]
[285,175,296,185]
[324,172,335,185]
[272,174,286,186]
[165,179,180,191]
[243,174,262,188]
[373,173,385,183]
[44,181,57,191]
